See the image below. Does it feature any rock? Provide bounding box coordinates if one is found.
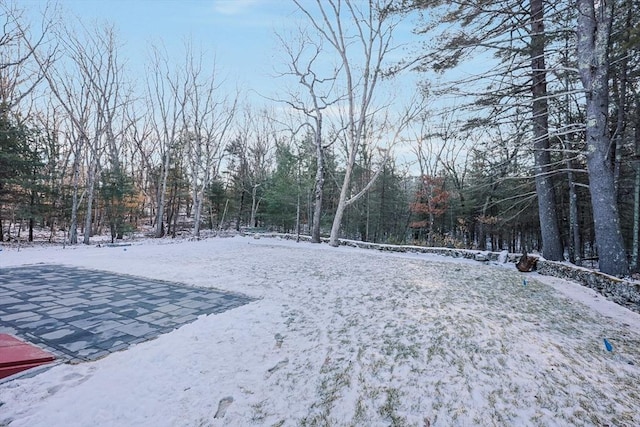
[474,253,489,262]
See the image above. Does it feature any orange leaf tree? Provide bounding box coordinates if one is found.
[410,175,450,244]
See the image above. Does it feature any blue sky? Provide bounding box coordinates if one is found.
[17,0,474,172]
[22,0,429,100]
[23,0,302,100]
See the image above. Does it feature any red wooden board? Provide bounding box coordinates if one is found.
[0,334,55,379]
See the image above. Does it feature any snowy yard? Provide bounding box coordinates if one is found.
[1,236,639,426]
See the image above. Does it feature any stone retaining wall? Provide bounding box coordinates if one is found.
[536,260,640,313]
[264,233,640,313]
[271,233,520,262]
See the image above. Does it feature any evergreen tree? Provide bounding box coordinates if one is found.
[0,107,41,241]
[264,143,300,233]
[204,178,227,231]
[100,167,136,243]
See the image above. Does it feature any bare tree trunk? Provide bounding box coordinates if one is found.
[250,184,261,228]
[146,44,189,238]
[565,148,582,266]
[83,157,98,245]
[530,0,563,261]
[293,0,419,247]
[576,0,629,276]
[311,124,324,243]
[296,166,301,240]
[235,190,245,232]
[329,152,357,245]
[612,0,632,199]
[179,42,236,239]
[155,151,170,237]
[275,33,332,243]
[69,152,80,244]
[172,196,180,237]
[193,194,202,238]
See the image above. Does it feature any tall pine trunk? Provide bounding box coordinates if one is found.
[235,190,245,232]
[530,0,563,260]
[565,147,582,265]
[632,94,640,272]
[576,0,629,276]
[632,163,640,272]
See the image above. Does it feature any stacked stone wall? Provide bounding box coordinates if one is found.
[536,260,640,312]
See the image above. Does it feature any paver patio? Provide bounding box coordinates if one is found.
[0,264,254,364]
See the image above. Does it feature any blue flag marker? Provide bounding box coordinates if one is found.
[522,279,527,286]
[604,338,613,352]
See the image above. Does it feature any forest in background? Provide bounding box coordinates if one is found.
[0,0,638,276]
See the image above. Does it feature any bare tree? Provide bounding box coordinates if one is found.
[32,100,69,240]
[293,0,423,246]
[34,22,129,244]
[121,102,153,230]
[412,110,471,242]
[0,1,56,115]
[33,45,90,244]
[0,2,57,242]
[180,44,237,238]
[275,30,344,242]
[146,44,188,237]
[227,106,275,231]
[247,110,275,229]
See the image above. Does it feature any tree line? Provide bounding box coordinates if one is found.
[0,0,638,276]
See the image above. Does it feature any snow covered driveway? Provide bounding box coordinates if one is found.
[1,236,639,426]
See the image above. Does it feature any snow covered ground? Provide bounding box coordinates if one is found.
[1,235,639,426]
